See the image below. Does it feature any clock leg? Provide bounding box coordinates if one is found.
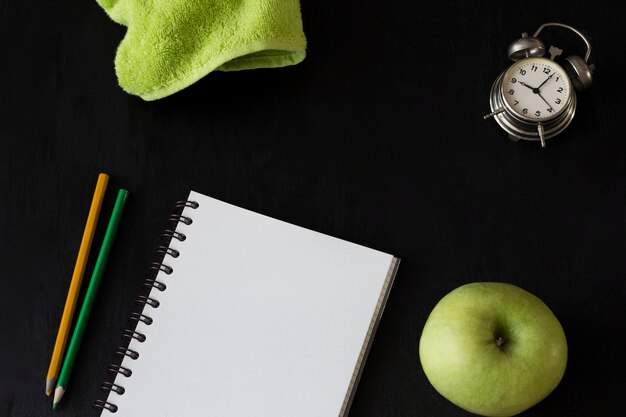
[537,123,546,148]
[484,108,506,119]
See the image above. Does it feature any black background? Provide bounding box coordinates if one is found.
[1,1,625,416]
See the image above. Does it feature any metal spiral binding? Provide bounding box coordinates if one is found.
[108,364,132,378]
[93,200,199,413]
[115,347,139,360]
[143,278,167,292]
[136,295,160,308]
[155,246,179,259]
[94,400,118,413]
[175,200,200,210]
[161,230,186,242]
[169,214,193,225]
[129,312,153,325]
[149,261,173,275]
[101,382,125,395]
[122,329,146,343]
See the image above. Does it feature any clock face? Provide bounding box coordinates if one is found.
[501,58,572,121]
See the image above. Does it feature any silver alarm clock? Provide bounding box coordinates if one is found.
[484,23,595,147]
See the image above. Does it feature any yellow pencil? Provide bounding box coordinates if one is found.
[45,173,109,396]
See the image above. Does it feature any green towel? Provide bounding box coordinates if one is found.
[96,0,307,100]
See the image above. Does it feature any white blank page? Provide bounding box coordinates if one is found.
[107,191,398,417]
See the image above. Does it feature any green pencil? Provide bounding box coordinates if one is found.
[53,189,129,409]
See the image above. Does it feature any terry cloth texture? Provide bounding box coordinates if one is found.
[96,0,307,100]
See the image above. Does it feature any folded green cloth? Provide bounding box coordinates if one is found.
[96,0,307,100]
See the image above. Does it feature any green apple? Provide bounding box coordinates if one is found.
[419,282,567,417]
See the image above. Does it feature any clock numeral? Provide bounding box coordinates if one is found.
[522,108,528,114]
[555,98,562,104]
[535,110,541,117]
[547,107,554,113]
[519,69,527,76]
[508,89,514,95]
[513,100,519,106]
[543,68,551,74]
[511,77,517,83]
[557,87,564,93]
[556,77,560,82]
[531,65,538,71]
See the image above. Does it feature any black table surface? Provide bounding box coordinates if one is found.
[1,1,625,416]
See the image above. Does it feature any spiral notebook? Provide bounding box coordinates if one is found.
[95,191,399,416]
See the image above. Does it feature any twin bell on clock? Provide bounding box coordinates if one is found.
[484,22,595,147]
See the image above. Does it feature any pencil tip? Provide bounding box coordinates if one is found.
[53,386,65,409]
[45,378,56,396]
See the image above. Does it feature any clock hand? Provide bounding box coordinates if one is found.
[537,72,556,90]
[519,81,536,90]
[520,81,542,95]
[537,92,552,110]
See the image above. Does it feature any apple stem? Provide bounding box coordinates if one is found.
[495,337,505,347]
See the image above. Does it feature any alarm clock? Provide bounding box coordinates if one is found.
[484,23,595,147]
